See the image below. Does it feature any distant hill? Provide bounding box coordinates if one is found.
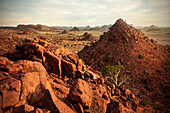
[69,27,80,31]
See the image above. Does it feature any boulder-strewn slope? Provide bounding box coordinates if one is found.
[79,19,170,111]
[0,36,144,112]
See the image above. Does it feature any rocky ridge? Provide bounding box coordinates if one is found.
[0,36,144,112]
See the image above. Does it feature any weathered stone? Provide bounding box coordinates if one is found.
[90,96,107,113]
[85,70,100,80]
[61,59,76,77]
[50,82,69,95]
[44,51,62,76]
[20,72,44,105]
[0,78,21,108]
[5,63,23,74]
[0,57,13,66]
[67,79,92,107]
[44,89,75,113]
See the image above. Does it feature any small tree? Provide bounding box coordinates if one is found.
[103,65,129,86]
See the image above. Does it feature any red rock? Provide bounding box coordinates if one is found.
[131,99,139,112]
[38,39,49,47]
[0,56,13,66]
[44,51,62,76]
[0,78,21,108]
[90,96,107,113]
[49,74,67,86]
[13,104,34,113]
[25,38,35,43]
[67,78,92,107]
[50,82,69,95]
[61,59,76,77]
[45,89,75,113]
[115,87,121,95]
[124,89,131,97]
[77,59,84,70]
[5,63,23,74]
[85,70,100,80]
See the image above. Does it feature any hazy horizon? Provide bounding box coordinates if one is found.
[0,0,170,27]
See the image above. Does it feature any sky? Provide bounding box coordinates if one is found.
[0,0,170,27]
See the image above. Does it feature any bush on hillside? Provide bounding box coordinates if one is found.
[103,65,129,86]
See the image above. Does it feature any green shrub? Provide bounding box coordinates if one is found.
[103,65,129,86]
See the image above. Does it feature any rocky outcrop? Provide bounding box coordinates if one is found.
[0,57,75,113]
[8,38,102,82]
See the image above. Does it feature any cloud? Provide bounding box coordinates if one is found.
[0,0,170,27]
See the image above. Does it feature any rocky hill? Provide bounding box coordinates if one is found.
[79,19,170,112]
[0,33,145,112]
[16,24,60,31]
[70,27,80,31]
[80,32,98,42]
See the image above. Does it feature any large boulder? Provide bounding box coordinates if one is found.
[45,89,75,113]
[0,78,21,108]
[66,78,92,107]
